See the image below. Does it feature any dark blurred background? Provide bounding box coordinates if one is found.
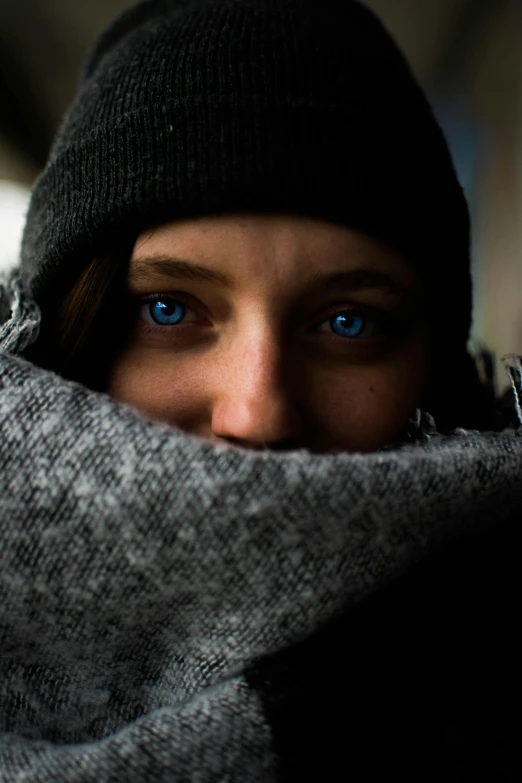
[0,0,520,388]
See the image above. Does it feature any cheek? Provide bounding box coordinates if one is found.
[106,349,205,426]
[106,334,429,452]
[304,339,428,451]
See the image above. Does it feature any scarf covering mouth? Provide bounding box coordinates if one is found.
[0,274,520,781]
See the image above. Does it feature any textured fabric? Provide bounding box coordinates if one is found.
[0,271,40,355]
[1,278,521,781]
[20,0,471,351]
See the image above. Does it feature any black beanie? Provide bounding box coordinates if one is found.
[20,0,472,350]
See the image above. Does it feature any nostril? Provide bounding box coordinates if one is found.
[223,435,302,452]
[222,436,269,451]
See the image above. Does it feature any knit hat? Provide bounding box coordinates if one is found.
[20,0,472,350]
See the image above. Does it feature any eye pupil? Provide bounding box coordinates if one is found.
[331,313,365,338]
[149,300,185,326]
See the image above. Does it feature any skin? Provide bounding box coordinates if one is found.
[107,213,428,453]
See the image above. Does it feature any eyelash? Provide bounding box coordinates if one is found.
[136,294,401,340]
[311,304,400,339]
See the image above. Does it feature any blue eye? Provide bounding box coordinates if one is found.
[329,312,367,338]
[149,299,186,326]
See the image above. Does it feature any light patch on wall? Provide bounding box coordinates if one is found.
[0,180,30,273]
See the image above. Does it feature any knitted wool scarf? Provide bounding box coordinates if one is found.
[0,273,521,781]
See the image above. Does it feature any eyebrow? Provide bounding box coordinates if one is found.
[129,255,414,303]
[129,256,234,289]
[305,268,412,300]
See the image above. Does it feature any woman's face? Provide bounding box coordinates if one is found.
[107,214,428,453]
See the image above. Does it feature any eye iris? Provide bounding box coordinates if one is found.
[149,300,185,326]
[331,312,365,338]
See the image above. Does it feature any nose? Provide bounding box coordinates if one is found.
[210,331,303,450]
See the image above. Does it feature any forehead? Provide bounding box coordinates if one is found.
[130,213,420,292]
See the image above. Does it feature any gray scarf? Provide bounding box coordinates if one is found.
[1,273,521,782]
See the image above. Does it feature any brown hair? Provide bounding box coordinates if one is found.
[29,248,131,391]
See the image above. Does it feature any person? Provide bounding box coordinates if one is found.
[0,1,519,780]
[19,0,504,444]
